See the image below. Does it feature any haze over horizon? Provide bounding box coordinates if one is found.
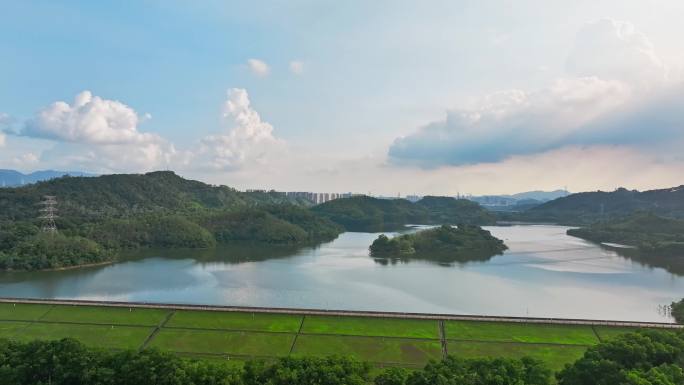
[2,1,684,195]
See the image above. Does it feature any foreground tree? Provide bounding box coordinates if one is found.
[557,330,684,385]
[671,299,684,324]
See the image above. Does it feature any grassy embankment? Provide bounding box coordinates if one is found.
[0,302,657,371]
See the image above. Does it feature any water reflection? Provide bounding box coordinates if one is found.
[0,225,682,322]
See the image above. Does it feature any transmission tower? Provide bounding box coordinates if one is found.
[39,195,58,233]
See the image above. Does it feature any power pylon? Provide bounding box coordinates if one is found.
[39,195,58,233]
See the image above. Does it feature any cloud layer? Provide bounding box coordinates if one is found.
[389,19,683,167]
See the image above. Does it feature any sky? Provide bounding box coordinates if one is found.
[1,0,684,195]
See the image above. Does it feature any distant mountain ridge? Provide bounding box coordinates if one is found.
[0,169,94,187]
[522,186,684,224]
[469,189,570,211]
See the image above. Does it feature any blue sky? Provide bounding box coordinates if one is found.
[1,1,684,194]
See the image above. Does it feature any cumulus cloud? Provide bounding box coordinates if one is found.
[247,59,270,77]
[289,60,304,75]
[22,90,161,145]
[194,88,284,170]
[389,19,681,167]
[19,91,176,172]
[0,133,5,147]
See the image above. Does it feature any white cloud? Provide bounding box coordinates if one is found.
[389,77,633,166]
[566,19,666,87]
[0,133,5,147]
[247,59,270,77]
[22,90,160,145]
[289,60,304,75]
[194,88,284,170]
[389,19,682,167]
[18,91,176,172]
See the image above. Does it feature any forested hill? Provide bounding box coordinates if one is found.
[0,172,339,271]
[312,195,495,231]
[0,171,306,221]
[519,185,684,224]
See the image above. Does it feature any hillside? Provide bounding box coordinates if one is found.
[520,186,684,224]
[567,212,684,254]
[0,171,310,222]
[567,212,684,274]
[312,195,495,232]
[0,171,341,271]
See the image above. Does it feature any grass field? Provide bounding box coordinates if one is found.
[292,334,443,365]
[301,316,439,339]
[167,310,302,333]
[445,321,599,345]
[0,302,667,371]
[447,341,588,371]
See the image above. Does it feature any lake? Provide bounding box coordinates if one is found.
[0,225,682,322]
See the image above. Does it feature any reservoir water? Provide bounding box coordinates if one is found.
[0,225,682,322]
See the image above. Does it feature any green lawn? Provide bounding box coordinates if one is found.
[167,310,302,333]
[12,323,153,350]
[0,303,52,321]
[446,321,599,345]
[447,341,588,371]
[149,328,295,357]
[593,326,638,341]
[0,321,30,339]
[40,305,170,326]
[1,302,665,371]
[302,316,440,339]
[292,334,443,365]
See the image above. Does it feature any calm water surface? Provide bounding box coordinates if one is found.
[0,225,682,322]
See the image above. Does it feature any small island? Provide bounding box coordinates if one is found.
[369,225,507,263]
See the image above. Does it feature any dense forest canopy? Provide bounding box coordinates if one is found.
[0,172,341,271]
[313,195,495,232]
[369,225,507,263]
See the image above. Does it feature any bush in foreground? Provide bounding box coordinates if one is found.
[557,329,684,385]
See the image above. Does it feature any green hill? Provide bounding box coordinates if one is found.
[0,172,341,271]
[312,196,495,232]
[369,224,507,263]
[567,212,684,275]
[567,212,684,254]
[517,186,684,224]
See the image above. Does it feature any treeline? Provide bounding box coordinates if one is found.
[313,196,495,232]
[0,205,342,271]
[566,212,684,256]
[370,225,507,263]
[2,329,683,385]
[0,338,551,385]
[0,172,344,271]
[510,186,684,225]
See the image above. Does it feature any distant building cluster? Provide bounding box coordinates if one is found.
[285,191,354,204]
